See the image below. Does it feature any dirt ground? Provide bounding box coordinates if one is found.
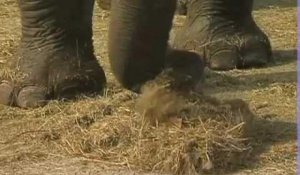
[0,0,297,174]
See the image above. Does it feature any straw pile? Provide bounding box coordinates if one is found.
[0,71,255,174]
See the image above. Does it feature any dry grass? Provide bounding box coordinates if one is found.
[0,73,256,174]
[0,0,297,174]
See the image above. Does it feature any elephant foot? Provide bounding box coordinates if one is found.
[173,0,272,70]
[0,53,106,109]
[204,31,272,70]
[165,49,205,92]
[0,0,106,109]
[48,59,106,100]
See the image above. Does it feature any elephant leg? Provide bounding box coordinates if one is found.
[108,0,204,92]
[96,0,189,15]
[0,0,106,108]
[173,0,272,70]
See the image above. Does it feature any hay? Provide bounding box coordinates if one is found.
[66,74,254,174]
[0,71,255,174]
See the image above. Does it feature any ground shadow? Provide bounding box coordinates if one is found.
[254,0,296,10]
[204,49,296,93]
[219,117,297,174]
[205,70,296,94]
[271,49,297,66]
[202,49,297,173]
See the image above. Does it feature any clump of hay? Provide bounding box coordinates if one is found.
[133,72,255,174]
[0,72,255,174]
[53,72,254,174]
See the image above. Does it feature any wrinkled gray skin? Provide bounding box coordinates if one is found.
[98,0,272,70]
[0,0,270,108]
[173,0,272,70]
[96,0,187,15]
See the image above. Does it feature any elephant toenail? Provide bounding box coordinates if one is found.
[0,81,14,106]
[210,50,239,70]
[16,86,48,108]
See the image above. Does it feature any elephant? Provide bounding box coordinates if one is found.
[96,0,187,15]
[0,0,271,108]
[97,0,272,70]
[173,0,272,70]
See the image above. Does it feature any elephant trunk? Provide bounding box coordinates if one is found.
[108,0,176,91]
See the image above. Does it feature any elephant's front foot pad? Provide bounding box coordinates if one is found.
[0,81,14,106]
[16,86,48,109]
